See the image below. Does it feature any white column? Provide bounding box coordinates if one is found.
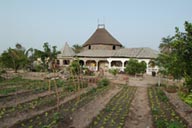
[95,61,98,71]
[121,60,125,71]
[59,59,63,66]
[108,60,112,69]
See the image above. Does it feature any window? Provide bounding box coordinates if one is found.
[88,45,91,50]
[113,45,116,50]
[56,60,60,65]
[63,60,70,65]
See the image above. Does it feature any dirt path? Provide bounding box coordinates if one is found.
[68,85,122,128]
[124,87,153,128]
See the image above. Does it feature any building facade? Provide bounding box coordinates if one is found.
[57,25,159,75]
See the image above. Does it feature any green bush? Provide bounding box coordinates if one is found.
[109,69,119,76]
[179,92,192,107]
[98,78,110,88]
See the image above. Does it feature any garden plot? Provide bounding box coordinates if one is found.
[148,87,188,128]
[88,86,137,128]
[9,85,111,128]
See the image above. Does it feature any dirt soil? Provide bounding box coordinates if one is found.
[0,86,93,128]
[165,92,192,127]
[68,74,157,128]
[68,85,122,128]
[124,87,153,128]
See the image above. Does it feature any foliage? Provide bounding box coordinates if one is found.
[156,21,192,91]
[0,44,28,73]
[83,67,94,76]
[124,59,147,75]
[33,42,60,71]
[72,44,82,53]
[109,68,119,76]
[148,88,187,128]
[179,92,192,107]
[89,86,136,128]
[69,59,81,75]
[98,78,110,87]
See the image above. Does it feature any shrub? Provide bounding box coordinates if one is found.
[98,78,110,88]
[109,69,119,76]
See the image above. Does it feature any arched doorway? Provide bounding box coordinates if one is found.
[86,60,97,71]
[79,60,84,66]
[98,60,108,71]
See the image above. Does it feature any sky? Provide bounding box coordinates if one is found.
[0,0,192,53]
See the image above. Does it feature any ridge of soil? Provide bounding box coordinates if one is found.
[0,86,93,128]
[0,87,64,108]
[68,85,122,128]
[165,92,192,127]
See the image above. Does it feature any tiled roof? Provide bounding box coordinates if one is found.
[83,27,122,47]
[77,48,158,59]
[77,50,115,57]
[57,42,75,58]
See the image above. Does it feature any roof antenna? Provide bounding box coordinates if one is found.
[97,18,100,25]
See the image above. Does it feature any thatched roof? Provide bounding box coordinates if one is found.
[83,26,122,47]
[77,47,158,59]
[57,42,75,58]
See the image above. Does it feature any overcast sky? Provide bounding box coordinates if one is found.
[0,0,192,53]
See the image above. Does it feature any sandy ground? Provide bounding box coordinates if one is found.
[69,85,122,128]
[124,87,153,128]
[123,75,156,128]
[67,74,157,128]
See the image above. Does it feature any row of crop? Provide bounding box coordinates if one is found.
[0,80,88,121]
[148,87,188,128]
[0,78,88,104]
[10,84,111,128]
[88,86,137,128]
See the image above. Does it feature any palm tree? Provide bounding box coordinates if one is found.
[159,36,174,54]
[72,44,82,53]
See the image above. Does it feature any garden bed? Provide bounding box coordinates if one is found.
[148,87,188,128]
[10,85,110,128]
[87,86,137,128]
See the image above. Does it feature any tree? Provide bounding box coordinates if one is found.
[159,36,174,54]
[139,61,147,74]
[124,59,146,76]
[0,44,28,73]
[69,59,81,75]
[157,21,192,91]
[33,42,60,71]
[72,44,82,53]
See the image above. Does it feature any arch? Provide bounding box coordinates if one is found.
[98,60,109,71]
[124,61,129,67]
[148,60,156,68]
[86,60,97,71]
[79,60,84,66]
[111,61,122,67]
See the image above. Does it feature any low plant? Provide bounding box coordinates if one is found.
[98,78,110,88]
[179,92,192,107]
[109,68,119,76]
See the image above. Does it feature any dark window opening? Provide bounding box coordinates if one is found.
[88,45,91,50]
[63,60,70,65]
[113,45,116,50]
[56,60,60,65]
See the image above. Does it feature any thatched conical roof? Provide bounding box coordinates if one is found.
[58,42,75,57]
[83,25,122,47]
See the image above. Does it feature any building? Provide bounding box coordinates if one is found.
[57,24,159,75]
